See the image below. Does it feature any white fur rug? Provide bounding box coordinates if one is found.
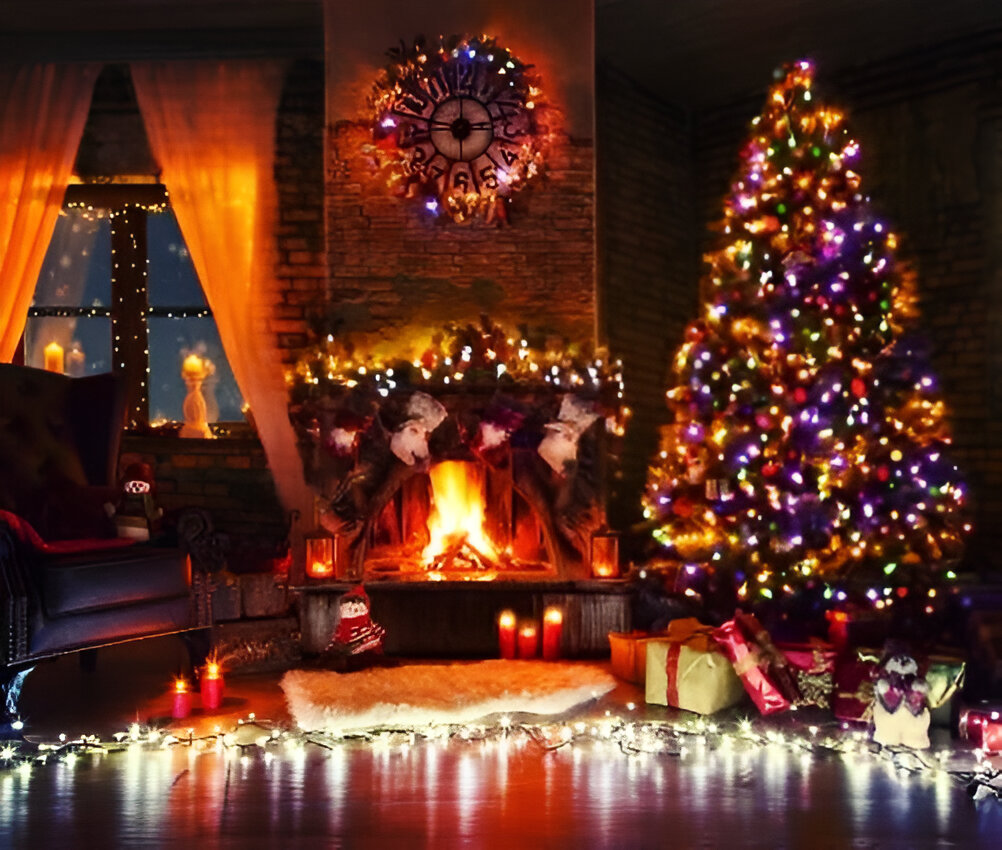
[281,660,616,732]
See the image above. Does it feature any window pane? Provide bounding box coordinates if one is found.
[148,317,244,423]
[147,208,206,307]
[33,209,111,307]
[24,316,112,375]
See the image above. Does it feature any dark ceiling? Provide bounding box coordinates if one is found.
[4,0,1002,110]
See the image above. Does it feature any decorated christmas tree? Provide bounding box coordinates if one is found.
[643,61,969,603]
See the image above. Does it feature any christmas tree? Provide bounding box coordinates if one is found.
[643,61,968,603]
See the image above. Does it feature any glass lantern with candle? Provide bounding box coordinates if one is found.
[305,531,335,581]
[590,530,621,579]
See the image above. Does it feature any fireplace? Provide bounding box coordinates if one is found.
[288,320,626,584]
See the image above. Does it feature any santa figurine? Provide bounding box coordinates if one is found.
[872,641,931,749]
[327,586,386,657]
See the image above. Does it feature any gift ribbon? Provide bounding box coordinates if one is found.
[836,679,875,722]
[663,619,721,707]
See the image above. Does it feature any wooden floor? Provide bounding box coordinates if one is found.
[4,637,1002,848]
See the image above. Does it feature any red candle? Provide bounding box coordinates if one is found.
[542,607,563,661]
[201,659,225,711]
[498,610,517,659]
[171,678,192,720]
[517,624,538,660]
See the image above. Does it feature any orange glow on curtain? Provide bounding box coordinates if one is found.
[0,63,100,361]
[131,61,311,518]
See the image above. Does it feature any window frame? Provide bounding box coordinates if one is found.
[26,183,228,430]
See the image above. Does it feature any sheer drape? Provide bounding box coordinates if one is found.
[131,60,311,518]
[0,63,100,361]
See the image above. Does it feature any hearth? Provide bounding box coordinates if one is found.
[288,319,627,586]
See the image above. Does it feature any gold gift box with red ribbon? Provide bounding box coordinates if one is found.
[644,618,745,715]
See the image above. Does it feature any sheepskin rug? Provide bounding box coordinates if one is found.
[281,660,616,731]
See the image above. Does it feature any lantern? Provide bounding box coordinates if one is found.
[305,531,335,580]
[590,530,620,579]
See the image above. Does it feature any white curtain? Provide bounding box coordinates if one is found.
[0,63,100,360]
[131,60,312,520]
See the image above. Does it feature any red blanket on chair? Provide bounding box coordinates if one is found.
[0,510,135,556]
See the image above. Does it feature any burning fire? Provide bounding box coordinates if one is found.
[422,460,499,567]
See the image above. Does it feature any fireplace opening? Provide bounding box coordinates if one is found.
[364,458,555,581]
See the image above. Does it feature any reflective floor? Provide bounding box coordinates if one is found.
[4,639,1002,849]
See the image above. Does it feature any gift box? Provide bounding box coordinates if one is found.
[610,632,669,685]
[778,640,837,709]
[925,655,966,728]
[645,618,745,715]
[714,612,799,715]
[959,705,1002,751]
[833,648,880,724]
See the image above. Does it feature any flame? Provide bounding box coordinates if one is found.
[422,460,498,564]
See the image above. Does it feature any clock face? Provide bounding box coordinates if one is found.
[382,52,536,196]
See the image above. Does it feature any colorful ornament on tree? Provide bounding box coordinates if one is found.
[643,60,968,599]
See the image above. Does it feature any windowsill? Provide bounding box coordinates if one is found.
[122,422,262,449]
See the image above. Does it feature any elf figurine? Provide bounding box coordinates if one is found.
[872,642,931,749]
[327,586,386,657]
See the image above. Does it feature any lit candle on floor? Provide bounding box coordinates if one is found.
[542,607,563,661]
[498,610,517,659]
[518,623,538,660]
[200,658,225,711]
[43,341,64,374]
[171,677,193,720]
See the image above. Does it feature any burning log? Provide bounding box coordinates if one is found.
[424,533,504,573]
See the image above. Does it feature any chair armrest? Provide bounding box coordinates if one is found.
[0,520,32,665]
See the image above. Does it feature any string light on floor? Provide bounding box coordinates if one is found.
[2,711,998,802]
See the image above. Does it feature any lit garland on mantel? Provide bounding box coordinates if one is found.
[2,710,1000,802]
[288,317,627,429]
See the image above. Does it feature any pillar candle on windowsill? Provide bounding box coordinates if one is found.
[43,341,64,374]
[542,607,563,661]
[518,624,539,659]
[200,660,225,711]
[171,678,193,720]
[498,610,517,659]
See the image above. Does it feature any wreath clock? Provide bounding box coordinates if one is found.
[369,35,549,224]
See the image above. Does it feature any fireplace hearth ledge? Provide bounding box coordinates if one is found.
[295,579,634,659]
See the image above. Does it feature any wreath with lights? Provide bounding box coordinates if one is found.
[368,34,550,224]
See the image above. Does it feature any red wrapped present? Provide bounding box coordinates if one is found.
[778,639,838,709]
[960,704,1002,752]
[713,612,799,715]
[645,618,745,715]
[833,648,880,724]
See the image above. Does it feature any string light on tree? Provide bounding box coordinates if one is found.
[643,60,968,600]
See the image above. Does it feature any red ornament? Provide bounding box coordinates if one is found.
[877,465,890,482]
[851,378,866,398]
[793,387,807,404]
[672,497,694,518]
[762,462,780,477]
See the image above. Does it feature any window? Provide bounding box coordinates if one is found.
[25,184,244,430]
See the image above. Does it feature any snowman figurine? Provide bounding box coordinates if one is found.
[327,586,386,657]
[872,643,930,749]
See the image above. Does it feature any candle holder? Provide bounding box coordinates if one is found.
[180,354,214,439]
[305,532,335,580]
[590,530,620,579]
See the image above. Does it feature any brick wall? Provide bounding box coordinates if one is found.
[325,125,595,345]
[693,34,1002,572]
[273,59,326,361]
[596,65,697,531]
